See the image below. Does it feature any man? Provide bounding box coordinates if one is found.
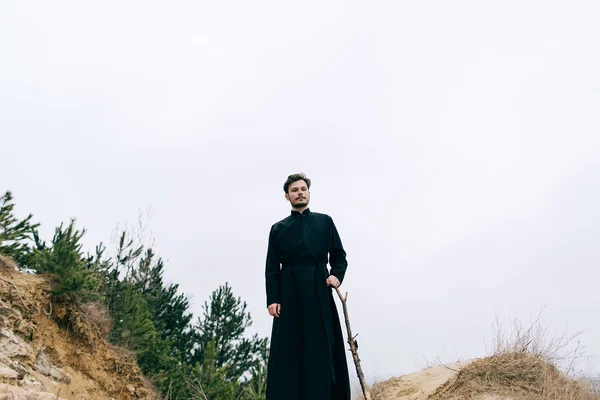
[265,173,351,400]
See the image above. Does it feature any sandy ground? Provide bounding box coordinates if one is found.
[370,363,466,400]
[369,356,597,400]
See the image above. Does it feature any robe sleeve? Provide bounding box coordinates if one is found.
[328,216,348,285]
[265,225,281,307]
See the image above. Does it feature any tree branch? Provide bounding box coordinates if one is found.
[335,287,371,400]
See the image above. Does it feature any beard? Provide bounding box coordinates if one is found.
[291,197,309,209]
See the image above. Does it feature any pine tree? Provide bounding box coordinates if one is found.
[101,233,196,398]
[242,341,268,400]
[30,220,99,302]
[0,191,39,267]
[189,339,240,400]
[115,230,144,281]
[243,364,267,400]
[135,338,189,400]
[0,195,272,400]
[90,232,143,319]
[194,283,268,381]
[129,248,196,362]
[109,282,156,352]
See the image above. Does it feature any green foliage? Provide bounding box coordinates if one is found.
[91,234,138,319]
[87,242,115,304]
[0,191,38,266]
[195,283,268,381]
[30,220,99,301]
[109,282,156,352]
[188,340,240,400]
[130,248,196,363]
[115,230,144,280]
[93,232,195,398]
[1,191,270,400]
[135,338,190,399]
[243,364,267,400]
[242,342,268,400]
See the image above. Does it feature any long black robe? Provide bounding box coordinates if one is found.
[265,208,350,400]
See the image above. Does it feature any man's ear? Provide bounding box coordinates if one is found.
[285,193,290,201]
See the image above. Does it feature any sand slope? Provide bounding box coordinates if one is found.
[370,363,468,400]
[370,352,597,400]
[0,256,157,399]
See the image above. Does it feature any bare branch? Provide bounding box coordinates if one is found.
[335,287,371,400]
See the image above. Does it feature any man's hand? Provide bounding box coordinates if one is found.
[268,303,281,318]
[326,275,340,288]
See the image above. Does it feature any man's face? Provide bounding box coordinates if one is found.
[285,180,310,209]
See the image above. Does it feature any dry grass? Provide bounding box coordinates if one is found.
[368,308,597,400]
[490,308,591,375]
[430,352,596,400]
[430,310,598,400]
[369,376,410,399]
[80,301,112,335]
[0,254,17,272]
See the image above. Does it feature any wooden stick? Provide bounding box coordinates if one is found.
[335,287,371,400]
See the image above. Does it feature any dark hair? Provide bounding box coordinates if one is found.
[283,173,311,193]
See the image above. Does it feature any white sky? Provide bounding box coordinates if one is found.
[2,0,599,387]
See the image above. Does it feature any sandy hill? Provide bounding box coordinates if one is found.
[369,353,597,400]
[0,255,158,400]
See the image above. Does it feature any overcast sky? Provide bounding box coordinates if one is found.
[2,0,599,386]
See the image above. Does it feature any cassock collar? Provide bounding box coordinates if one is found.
[291,208,311,217]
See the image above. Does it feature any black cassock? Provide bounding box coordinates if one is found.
[265,208,350,400]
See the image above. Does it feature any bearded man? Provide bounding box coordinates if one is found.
[265,173,350,400]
